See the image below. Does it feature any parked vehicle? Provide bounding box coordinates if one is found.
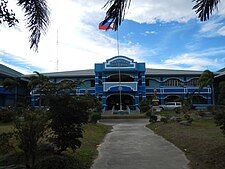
[160,102,182,110]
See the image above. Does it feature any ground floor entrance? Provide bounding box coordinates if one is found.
[106,93,134,110]
[106,94,134,110]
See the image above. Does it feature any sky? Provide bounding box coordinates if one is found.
[0,0,225,74]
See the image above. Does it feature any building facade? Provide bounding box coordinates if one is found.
[1,56,222,112]
[30,56,214,113]
[0,64,29,107]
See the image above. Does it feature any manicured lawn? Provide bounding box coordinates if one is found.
[147,118,225,169]
[0,122,111,169]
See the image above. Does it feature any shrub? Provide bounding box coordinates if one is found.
[90,113,101,124]
[33,155,84,169]
[138,99,151,113]
[145,110,152,118]
[214,106,225,135]
[184,114,191,120]
[0,108,14,123]
[175,107,181,114]
[161,117,168,123]
[0,132,14,155]
[14,108,48,168]
[149,115,157,123]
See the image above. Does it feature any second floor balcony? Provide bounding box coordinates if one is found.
[103,82,138,92]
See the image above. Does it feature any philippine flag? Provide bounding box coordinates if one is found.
[99,19,115,30]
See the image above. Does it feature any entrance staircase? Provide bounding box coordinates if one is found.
[103,106,140,115]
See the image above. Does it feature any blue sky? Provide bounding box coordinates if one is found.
[0,0,225,74]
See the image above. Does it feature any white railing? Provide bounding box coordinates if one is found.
[103,82,138,92]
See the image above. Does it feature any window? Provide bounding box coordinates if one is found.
[165,79,180,87]
[145,79,150,86]
[90,80,95,87]
[187,78,199,86]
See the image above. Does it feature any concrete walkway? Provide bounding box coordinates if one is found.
[91,119,189,169]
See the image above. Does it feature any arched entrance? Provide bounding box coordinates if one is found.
[106,94,134,110]
[165,95,181,103]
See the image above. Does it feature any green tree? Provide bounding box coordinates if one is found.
[198,70,215,104]
[48,95,90,154]
[218,81,225,105]
[14,108,48,169]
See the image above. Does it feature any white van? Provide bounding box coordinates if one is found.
[160,102,182,110]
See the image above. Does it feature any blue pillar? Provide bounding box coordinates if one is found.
[135,93,139,109]
[102,95,107,111]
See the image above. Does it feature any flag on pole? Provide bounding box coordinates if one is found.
[99,19,115,30]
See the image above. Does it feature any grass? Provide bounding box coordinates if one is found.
[0,122,111,169]
[147,118,225,169]
[75,123,112,168]
[0,122,14,134]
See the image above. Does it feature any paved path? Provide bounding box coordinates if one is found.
[91,119,189,169]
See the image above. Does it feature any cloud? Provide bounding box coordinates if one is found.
[0,0,146,74]
[146,47,225,71]
[126,0,196,23]
[1,0,225,75]
[199,17,225,37]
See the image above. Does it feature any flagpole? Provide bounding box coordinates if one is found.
[116,28,122,111]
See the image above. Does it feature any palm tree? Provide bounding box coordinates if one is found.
[103,0,221,30]
[28,71,51,107]
[198,70,215,105]
[0,0,49,51]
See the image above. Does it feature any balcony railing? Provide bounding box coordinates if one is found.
[103,82,138,92]
[145,87,211,94]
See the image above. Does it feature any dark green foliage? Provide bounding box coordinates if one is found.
[17,0,49,51]
[33,155,83,169]
[103,0,221,32]
[149,115,157,123]
[90,113,101,124]
[138,99,151,113]
[198,70,214,89]
[193,0,220,21]
[0,108,14,123]
[0,0,18,27]
[145,110,152,118]
[0,132,14,155]
[49,95,90,154]
[175,107,181,114]
[218,81,225,105]
[14,108,48,168]
[103,0,131,31]
[214,106,225,135]
[161,117,168,123]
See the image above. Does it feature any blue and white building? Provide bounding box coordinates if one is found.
[1,56,223,112]
[32,56,216,112]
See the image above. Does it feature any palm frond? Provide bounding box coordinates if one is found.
[103,0,131,31]
[0,0,18,27]
[17,0,49,51]
[193,0,220,21]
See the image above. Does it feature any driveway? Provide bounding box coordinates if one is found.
[91,119,189,169]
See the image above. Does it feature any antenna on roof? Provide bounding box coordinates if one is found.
[56,29,59,71]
